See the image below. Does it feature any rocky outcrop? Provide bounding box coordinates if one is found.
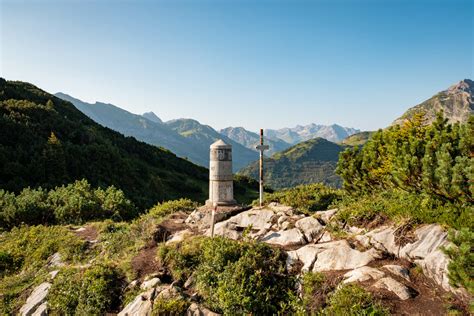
[295,217,324,242]
[312,241,382,272]
[261,228,306,247]
[20,282,51,316]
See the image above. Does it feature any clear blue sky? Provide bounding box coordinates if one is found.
[1,0,472,131]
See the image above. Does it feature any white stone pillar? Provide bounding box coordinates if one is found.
[206,140,237,206]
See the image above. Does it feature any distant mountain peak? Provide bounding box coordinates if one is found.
[446,79,474,95]
[393,78,473,126]
[142,111,162,123]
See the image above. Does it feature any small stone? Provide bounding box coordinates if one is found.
[140,278,161,290]
[281,221,291,230]
[118,288,155,316]
[277,215,289,227]
[184,275,195,289]
[49,270,59,279]
[373,277,414,300]
[186,303,221,316]
[31,302,47,316]
[314,209,338,223]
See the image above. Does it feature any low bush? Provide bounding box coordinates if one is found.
[48,264,123,315]
[158,236,294,315]
[147,198,198,219]
[152,297,189,315]
[443,228,474,295]
[0,179,137,230]
[336,189,473,230]
[323,284,388,315]
[261,183,343,214]
[0,225,86,275]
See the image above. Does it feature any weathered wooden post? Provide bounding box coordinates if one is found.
[256,129,269,207]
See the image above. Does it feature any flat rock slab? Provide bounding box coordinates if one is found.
[312,240,381,272]
[373,277,414,300]
[262,228,306,247]
[400,224,447,260]
[20,282,51,316]
[343,266,385,283]
[287,241,348,272]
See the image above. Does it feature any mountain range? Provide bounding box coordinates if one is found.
[239,138,345,189]
[56,93,360,170]
[55,93,257,171]
[1,80,259,208]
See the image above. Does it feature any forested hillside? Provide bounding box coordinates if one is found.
[0,79,210,209]
[239,138,345,189]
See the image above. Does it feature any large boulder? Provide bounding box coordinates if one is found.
[364,226,399,255]
[261,228,306,247]
[20,282,51,316]
[312,240,382,272]
[295,217,324,242]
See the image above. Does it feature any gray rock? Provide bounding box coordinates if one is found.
[372,277,414,300]
[277,215,289,228]
[267,202,294,215]
[140,277,161,290]
[184,275,195,289]
[314,209,338,223]
[383,265,410,281]
[155,285,181,300]
[49,270,59,280]
[20,282,52,316]
[400,225,447,260]
[365,226,399,254]
[47,252,63,268]
[281,221,291,231]
[261,228,306,247]
[295,217,324,242]
[319,231,332,242]
[166,229,193,244]
[187,303,221,316]
[118,288,155,316]
[287,241,348,272]
[343,266,385,284]
[312,240,382,272]
[31,303,47,316]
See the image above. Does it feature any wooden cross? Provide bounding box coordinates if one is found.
[256,129,269,207]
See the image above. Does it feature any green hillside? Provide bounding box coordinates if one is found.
[239,138,345,189]
[0,79,210,209]
[165,119,257,171]
[341,131,374,146]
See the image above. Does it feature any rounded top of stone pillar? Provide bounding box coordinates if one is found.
[210,139,231,149]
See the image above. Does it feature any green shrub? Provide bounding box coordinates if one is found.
[48,268,81,315]
[262,183,343,214]
[152,297,189,315]
[157,236,204,282]
[147,198,198,219]
[336,189,473,229]
[443,228,474,295]
[48,265,123,315]
[0,179,137,229]
[48,179,102,224]
[323,284,388,316]
[195,237,293,315]
[0,225,86,274]
[158,236,295,315]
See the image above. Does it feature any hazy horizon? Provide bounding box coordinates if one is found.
[1,0,472,131]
